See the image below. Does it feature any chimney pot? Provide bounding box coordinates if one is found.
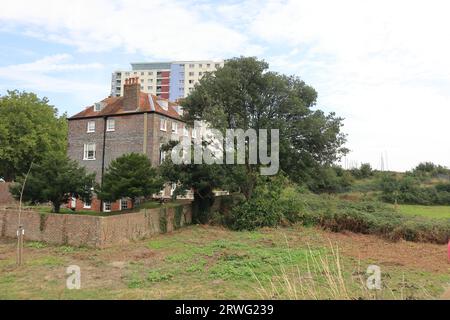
[123,77,140,111]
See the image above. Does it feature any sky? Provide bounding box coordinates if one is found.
[0,0,449,172]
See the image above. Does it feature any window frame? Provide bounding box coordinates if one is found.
[160,143,166,164]
[172,122,178,134]
[87,121,96,133]
[103,201,111,212]
[83,143,96,161]
[83,200,92,209]
[160,118,167,131]
[106,119,115,132]
[120,198,128,211]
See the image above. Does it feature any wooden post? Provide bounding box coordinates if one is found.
[16,161,33,267]
[447,239,450,263]
[16,225,24,266]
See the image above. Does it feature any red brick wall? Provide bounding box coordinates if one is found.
[0,202,192,248]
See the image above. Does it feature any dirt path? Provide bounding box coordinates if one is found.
[308,228,449,273]
[441,287,450,299]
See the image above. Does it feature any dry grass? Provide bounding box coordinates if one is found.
[253,238,435,300]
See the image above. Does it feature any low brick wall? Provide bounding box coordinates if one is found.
[0,204,192,248]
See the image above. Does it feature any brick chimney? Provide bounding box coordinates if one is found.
[123,77,140,111]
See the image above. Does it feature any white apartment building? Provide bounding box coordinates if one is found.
[111,60,224,101]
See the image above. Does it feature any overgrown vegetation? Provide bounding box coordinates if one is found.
[215,176,450,244]
[379,162,450,205]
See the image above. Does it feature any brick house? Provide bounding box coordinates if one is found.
[67,77,193,212]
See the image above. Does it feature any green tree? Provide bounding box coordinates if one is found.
[159,142,236,223]
[98,153,164,208]
[182,57,348,197]
[351,163,373,179]
[10,152,95,213]
[0,90,67,181]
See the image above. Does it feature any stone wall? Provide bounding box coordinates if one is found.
[0,203,192,248]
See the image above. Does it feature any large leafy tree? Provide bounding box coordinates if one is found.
[181,57,348,196]
[159,142,238,223]
[10,152,95,213]
[0,90,67,181]
[98,153,164,207]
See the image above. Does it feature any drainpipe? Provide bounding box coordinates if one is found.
[143,112,148,154]
[100,116,108,212]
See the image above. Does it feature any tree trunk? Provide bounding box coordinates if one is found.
[241,172,257,200]
[52,202,61,213]
[192,187,215,224]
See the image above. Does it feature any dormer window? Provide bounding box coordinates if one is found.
[94,102,102,112]
[158,100,168,111]
[175,106,183,116]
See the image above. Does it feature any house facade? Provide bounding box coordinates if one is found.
[67,77,195,212]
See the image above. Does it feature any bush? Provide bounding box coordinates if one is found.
[300,196,450,244]
[307,166,354,194]
[379,174,450,205]
[228,175,306,230]
[350,163,373,179]
[222,177,450,244]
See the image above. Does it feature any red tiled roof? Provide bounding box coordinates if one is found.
[69,93,182,120]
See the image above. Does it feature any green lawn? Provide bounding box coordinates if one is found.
[396,204,450,219]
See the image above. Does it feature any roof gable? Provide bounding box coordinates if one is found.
[70,93,182,120]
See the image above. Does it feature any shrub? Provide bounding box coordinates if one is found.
[301,196,450,244]
[228,175,298,230]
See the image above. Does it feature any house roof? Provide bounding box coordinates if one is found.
[69,93,182,120]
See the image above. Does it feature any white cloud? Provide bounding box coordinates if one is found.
[251,0,450,171]
[0,0,263,60]
[0,54,105,93]
[1,0,449,170]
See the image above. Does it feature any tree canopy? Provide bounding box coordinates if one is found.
[10,152,95,213]
[98,153,164,207]
[179,57,348,195]
[0,90,67,181]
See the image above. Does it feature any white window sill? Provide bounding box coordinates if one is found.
[83,158,96,161]
[87,131,95,133]
[106,129,115,132]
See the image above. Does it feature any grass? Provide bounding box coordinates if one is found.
[396,204,450,220]
[0,225,448,299]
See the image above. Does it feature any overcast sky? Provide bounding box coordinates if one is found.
[0,0,449,172]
